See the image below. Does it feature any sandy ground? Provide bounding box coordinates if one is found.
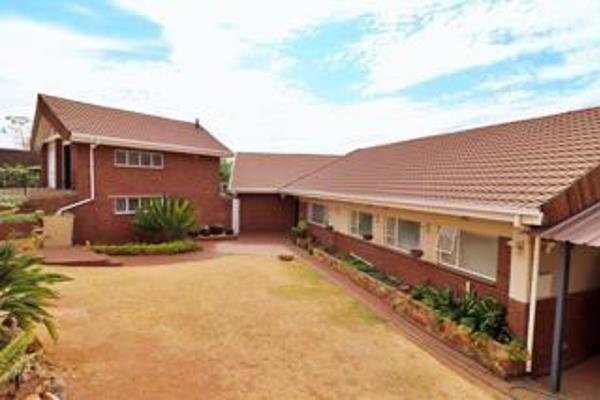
[44,255,496,399]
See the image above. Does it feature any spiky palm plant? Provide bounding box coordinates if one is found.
[132,197,199,243]
[0,244,71,341]
[0,328,35,384]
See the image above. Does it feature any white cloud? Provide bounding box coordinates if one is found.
[351,0,600,95]
[0,1,598,153]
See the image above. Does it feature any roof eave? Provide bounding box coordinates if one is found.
[230,186,281,195]
[71,132,233,157]
[283,189,544,226]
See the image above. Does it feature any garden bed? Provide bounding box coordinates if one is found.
[196,233,238,241]
[310,247,527,378]
[92,240,200,256]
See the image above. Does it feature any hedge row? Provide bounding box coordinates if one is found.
[91,239,200,255]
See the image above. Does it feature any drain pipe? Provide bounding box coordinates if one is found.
[57,143,97,214]
[526,235,542,373]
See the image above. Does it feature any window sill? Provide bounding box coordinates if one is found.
[307,220,328,228]
[114,164,164,170]
[436,261,497,285]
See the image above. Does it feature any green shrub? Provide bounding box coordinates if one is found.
[0,244,71,341]
[410,284,513,343]
[291,220,308,238]
[0,211,42,224]
[132,197,199,242]
[92,240,200,256]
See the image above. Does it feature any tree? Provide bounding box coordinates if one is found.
[0,116,31,150]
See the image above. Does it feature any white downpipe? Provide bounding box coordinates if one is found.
[526,235,542,372]
[57,144,96,215]
[232,197,240,235]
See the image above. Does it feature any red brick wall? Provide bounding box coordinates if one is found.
[56,143,231,243]
[308,222,511,302]
[0,222,37,240]
[239,194,296,232]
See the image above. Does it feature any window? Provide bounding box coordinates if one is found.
[436,227,498,281]
[385,217,420,251]
[115,150,127,165]
[114,196,161,215]
[114,149,163,169]
[308,203,328,225]
[350,211,373,237]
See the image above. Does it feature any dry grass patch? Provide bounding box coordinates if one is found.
[45,255,497,399]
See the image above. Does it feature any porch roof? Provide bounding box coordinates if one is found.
[540,201,600,247]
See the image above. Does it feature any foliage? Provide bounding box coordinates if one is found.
[92,240,200,256]
[219,159,233,186]
[291,219,309,238]
[0,211,43,224]
[342,253,400,287]
[0,244,70,341]
[0,328,35,384]
[1,116,31,149]
[132,197,199,243]
[410,284,513,343]
[0,164,40,190]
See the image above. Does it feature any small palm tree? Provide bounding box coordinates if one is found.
[0,328,35,384]
[0,244,71,341]
[132,197,199,243]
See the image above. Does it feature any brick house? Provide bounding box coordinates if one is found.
[228,152,338,233]
[30,94,233,243]
[231,107,600,381]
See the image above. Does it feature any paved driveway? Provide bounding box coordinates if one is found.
[46,251,497,399]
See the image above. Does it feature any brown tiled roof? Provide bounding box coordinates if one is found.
[230,152,339,193]
[39,94,232,157]
[0,149,39,167]
[285,107,600,212]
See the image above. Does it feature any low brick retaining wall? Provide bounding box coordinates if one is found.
[311,247,527,379]
[0,221,38,240]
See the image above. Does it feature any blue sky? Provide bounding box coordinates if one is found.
[0,0,598,152]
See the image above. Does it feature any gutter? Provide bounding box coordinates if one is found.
[284,189,544,226]
[71,132,232,157]
[526,235,542,373]
[57,143,97,214]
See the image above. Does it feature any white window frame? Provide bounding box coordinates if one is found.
[114,149,164,169]
[113,196,162,215]
[384,217,420,252]
[308,203,328,226]
[436,227,498,282]
[350,211,373,238]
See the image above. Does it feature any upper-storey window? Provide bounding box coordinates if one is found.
[114,149,163,169]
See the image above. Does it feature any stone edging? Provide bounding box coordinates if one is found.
[311,247,526,379]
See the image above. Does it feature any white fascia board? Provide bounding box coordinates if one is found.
[230,187,280,194]
[71,132,233,157]
[283,189,544,226]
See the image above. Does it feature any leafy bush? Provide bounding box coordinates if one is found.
[0,244,70,340]
[0,165,40,190]
[208,224,225,235]
[291,220,308,238]
[0,211,43,224]
[132,197,199,243]
[92,240,200,256]
[410,284,513,343]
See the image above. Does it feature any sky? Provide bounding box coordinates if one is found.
[0,0,598,153]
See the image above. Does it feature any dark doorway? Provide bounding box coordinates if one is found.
[62,144,72,189]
